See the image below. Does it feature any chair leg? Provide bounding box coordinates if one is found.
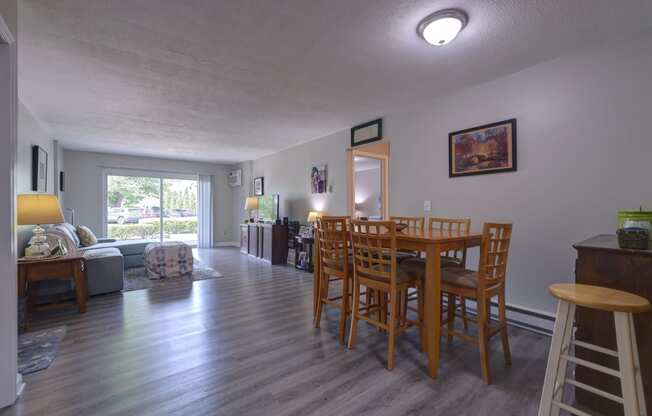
[338,273,349,345]
[379,292,388,333]
[418,283,425,352]
[461,296,469,331]
[400,288,408,328]
[348,281,361,349]
[477,295,491,385]
[314,273,328,328]
[446,292,456,344]
[499,291,512,365]
[387,288,398,370]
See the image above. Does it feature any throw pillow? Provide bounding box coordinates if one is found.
[76,225,98,247]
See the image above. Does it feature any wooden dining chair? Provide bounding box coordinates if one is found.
[314,216,353,344]
[390,216,425,261]
[428,217,472,268]
[441,223,513,384]
[429,217,472,329]
[348,220,425,370]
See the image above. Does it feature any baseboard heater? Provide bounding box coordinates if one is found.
[443,298,555,336]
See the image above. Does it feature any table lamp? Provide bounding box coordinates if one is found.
[307,211,323,224]
[17,194,65,258]
[244,196,258,222]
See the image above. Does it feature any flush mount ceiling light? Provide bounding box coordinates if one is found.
[417,9,468,46]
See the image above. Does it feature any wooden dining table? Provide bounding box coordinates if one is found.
[313,226,483,378]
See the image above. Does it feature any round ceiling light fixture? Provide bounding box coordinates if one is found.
[417,9,468,46]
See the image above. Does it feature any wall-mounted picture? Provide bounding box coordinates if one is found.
[253,177,264,196]
[31,145,48,192]
[351,118,382,147]
[311,165,327,194]
[449,118,517,177]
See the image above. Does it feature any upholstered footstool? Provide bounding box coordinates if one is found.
[144,241,194,279]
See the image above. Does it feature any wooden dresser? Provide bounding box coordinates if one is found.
[574,235,652,415]
[240,223,289,265]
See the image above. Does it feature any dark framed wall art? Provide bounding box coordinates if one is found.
[253,177,264,196]
[448,118,517,178]
[31,145,48,192]
[351,118,382,147]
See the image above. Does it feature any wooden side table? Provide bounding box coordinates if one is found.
[17,256,88,314]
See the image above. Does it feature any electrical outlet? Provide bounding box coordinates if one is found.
[423,200,432,212]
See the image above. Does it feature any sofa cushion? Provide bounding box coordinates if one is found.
[80,239,157,257]
[82,247,122,260]
[76,225,98,246]
[45,228,79,256]
[58,223,81,247]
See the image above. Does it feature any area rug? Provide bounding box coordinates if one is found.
[123,266,223,292]
[18,326,66,375]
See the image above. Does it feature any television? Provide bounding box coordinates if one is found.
[257,194,279,222]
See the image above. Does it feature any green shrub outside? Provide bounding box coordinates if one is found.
[108,219,197,240]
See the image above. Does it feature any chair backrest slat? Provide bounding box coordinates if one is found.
[428,217,472,266]
[350,220,397,285]
[390,216,425,230]
[478,223,512,288]
[316,216,350,276]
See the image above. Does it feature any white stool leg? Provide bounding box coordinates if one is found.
[539,300,573,416]
[628,312,647,416]
[550,303,575,416]
[615,312,642,416]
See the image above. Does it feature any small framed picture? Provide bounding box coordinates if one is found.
[253,177,264,196]
[351,118,382,147]
[310,165,327,194]
[31,145,48,192]
[449,119,517,177]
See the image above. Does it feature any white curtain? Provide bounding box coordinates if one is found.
[197,175,214,248]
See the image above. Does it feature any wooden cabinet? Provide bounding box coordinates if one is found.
[240,223,289,265]
[574,235,652,416]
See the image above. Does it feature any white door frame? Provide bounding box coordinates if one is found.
[0,11,19,409]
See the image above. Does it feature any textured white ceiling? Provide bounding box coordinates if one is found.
[18,0,652,163]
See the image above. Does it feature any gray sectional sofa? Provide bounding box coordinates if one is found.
[43,223,155,296]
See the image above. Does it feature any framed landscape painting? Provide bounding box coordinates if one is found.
[448,119,517,177]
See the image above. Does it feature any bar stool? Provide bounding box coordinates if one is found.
[539,283,650,416]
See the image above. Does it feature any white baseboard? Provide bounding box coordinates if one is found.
[214,241,239,248]
[455,298,555,335]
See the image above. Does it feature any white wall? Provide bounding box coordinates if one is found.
[0,1,18,408]
[236,130,349,226]
[16,101,56,251]
[241,29,652,314]
[63,150,234,243]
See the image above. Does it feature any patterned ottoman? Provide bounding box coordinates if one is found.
[144,241,194,279]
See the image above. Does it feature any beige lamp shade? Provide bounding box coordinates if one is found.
[17,194,65,225]
[307,211,323,223]
[244,196,258,211]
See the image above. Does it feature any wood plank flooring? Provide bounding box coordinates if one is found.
[3,248,549,416]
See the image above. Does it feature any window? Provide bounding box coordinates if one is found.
[104,171,199,245]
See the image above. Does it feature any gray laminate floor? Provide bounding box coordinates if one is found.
[2,248,550,416]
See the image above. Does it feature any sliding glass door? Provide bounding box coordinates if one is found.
[162,178,198,244]
[105,173,198,245]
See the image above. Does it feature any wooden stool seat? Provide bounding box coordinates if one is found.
[539,283,649,416]
[549,283,651,313]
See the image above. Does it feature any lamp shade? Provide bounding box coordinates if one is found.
[244,196,258,211]
[17,194,65,225]
[307,211,323,223]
